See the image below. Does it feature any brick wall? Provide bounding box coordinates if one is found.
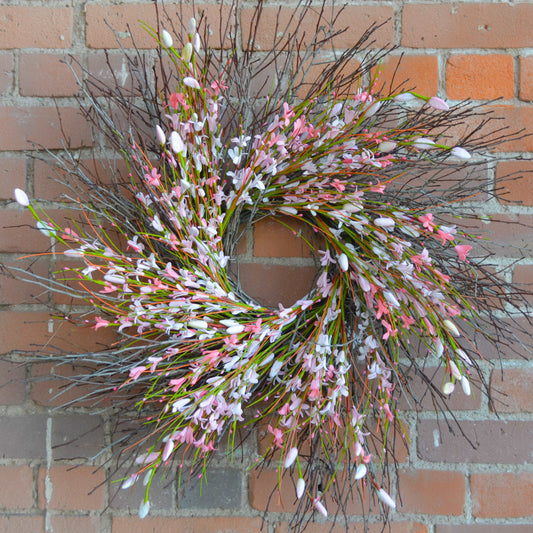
[1,1,532,532]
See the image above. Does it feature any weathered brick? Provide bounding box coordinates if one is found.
[112,516,264,533]
[0,106,92,151]
[276,522,428,533]
[0,310,118,356]
[0,7,72,49]
[253,215,321,258]
[19,53,81,97]
[519,55,533,102]
[496,160,533,205]
[402,3,533,48]
[373,55,439,98]
[38,465,105,510]
[52,414,104,460]
[0,414,46,459]
[0,52,13,94]
[86,4,232,49]
[471,472,533,518]
[397,469,465,515]
[241,5,393,51]
[231,262,318,307]
[179,468,243,509]
[0,359,26,405]
[490,367,533,413]
[0,465,34,509]
[0,516,44,533]
[418,419,533,464]
[48,515,102,533]
[512,265,533,307]
[436,525,533,533]
[0,208,52,253]
[0,256,50,305]
[446,54,514,100]
[0,156,25,200]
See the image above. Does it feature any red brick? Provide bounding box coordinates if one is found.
[0,359,26,405]
[49,516,101,533]
[86,4,232,49]
[241,5,393,51]
[0,156,25,200]
[233,262,318,308]
[446,55,514,100]
[418,419,533,464]
[276,522,428,533]
[112,516,264,533]
[436,525,533,533]
[87,52,137,94]
[402,4,533,48]
[397,469,464,515]
[496,160,533,205]
[0,466,34,508]
[520,55,533,101]
[0,256,50,305]
[372,55,439,98]
[471,472,533,518]
[512,265,533,307]
[0,516,44,533]
[0,414,46,458]
[467,213,533,259]
[19,54,81,97]
[0,52,13,94]
[0,311,117,355]
[52,414,104,460]
[0,7,72,49]
[38,465,105,510]
[0,106,92,151]
[253,215,321,258]
[0,208,52,253]
[490,367,533,413]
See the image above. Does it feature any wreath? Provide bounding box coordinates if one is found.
[8,2,532,529]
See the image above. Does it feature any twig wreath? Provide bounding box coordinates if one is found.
[7,0,532,530]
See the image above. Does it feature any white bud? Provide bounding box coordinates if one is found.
[393,92,415,102]
[284,447,298,468]
[161,29,173,48]
[338,253,349,272]
[138,500,150,519]
[442,382,455,395]
[412,137,436,150]
[188,319,208,330]
[186,17,197,35]
[14,188,29,207]
[193,32,201,53]
[181,42,193,62]
[451,146,471,160]
[296,478,305,499]
[155,125,166,145]
[461,376,471,396]
[443,319,461,338]
[170,131,186,155]
[449,360,462,380]
[354,464,367,480]
[378,141,397,153]
[428,96,450,111]
[378,488,396,509]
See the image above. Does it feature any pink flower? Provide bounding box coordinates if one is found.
[129,366,146,381]
[419,212,436,232]
[455,244,472,261]
[93,316,109,330]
